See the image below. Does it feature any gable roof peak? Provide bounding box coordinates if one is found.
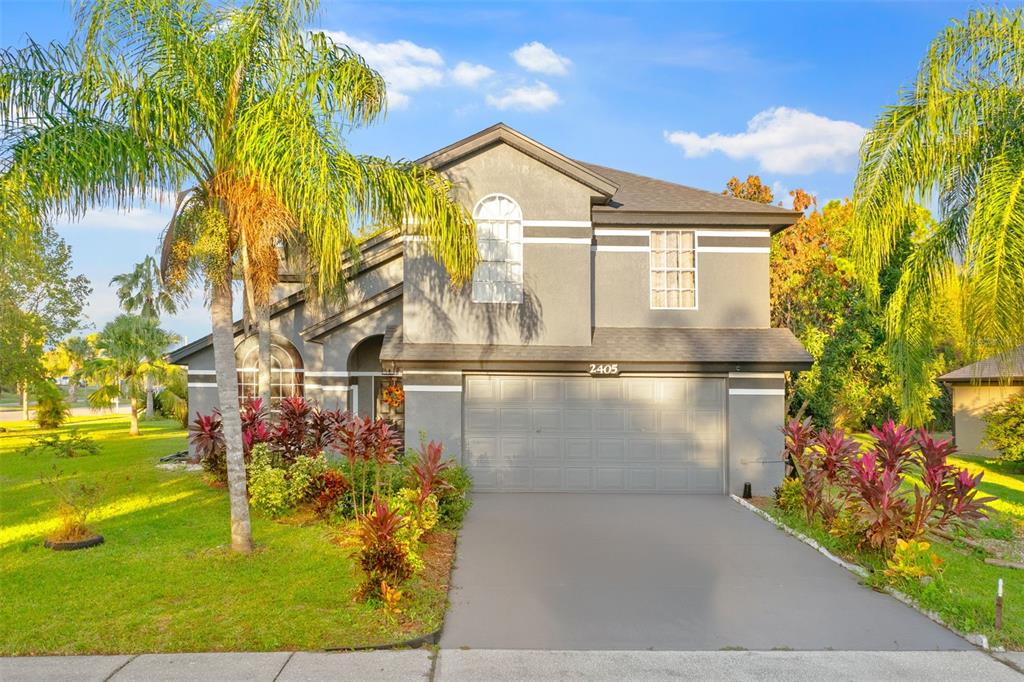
[416,123,619,199]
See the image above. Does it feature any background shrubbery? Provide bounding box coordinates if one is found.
[983,394,1024,465]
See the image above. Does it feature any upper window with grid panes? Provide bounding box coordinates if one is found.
[649,229,697,309]
[471,194,523,304]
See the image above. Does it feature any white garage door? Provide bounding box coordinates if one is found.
[463,375,727,493]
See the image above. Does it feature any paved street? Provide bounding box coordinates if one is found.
[2,649,1022,681]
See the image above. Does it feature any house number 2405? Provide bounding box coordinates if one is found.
[588,363,619,376]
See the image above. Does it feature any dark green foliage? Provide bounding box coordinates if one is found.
[32,382,69,429]
[435,465,472,528]
[25,429,99,458]
[983,394,1024,463]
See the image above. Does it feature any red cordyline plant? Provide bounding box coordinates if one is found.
[804,428,861,524]
[782,418,816,477]
[274,396,313,463]
[867,420,917,474]
[189,411,225,468]
[240,398,271,457]
[412,440,452,506]
[354,495,413,599]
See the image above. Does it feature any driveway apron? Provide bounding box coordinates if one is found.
[440,493,971,650]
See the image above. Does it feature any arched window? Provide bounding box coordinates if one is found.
[472,194,523,303]
[235,334,304,404]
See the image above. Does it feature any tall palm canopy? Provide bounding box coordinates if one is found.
[0,0,477,552]
[850,7,1024,424]
[112,255,180,319]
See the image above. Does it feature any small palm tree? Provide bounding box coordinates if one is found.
[61,336,95,402]
[2,0,476,553]
[112,255,181,417]
[850,7,1024,424]
[84,315,177,436]
[111,255,180,320]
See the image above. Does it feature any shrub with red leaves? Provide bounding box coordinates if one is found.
[412,440,452,505]
[312,469,350,518]
[353,496,413,598]
[240,398,271,457]
[274,396,313,463]
[189,411,226,479]
[782,418,816,477]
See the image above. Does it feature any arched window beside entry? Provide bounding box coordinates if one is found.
[472,193,523,304]
[234,334,304,403]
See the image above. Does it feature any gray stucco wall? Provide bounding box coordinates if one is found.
[403,142,595,346]
[726,376,786,496]
[593,247,770,329]
[403,382,463,463]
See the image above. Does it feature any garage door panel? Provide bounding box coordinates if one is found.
[500,408,530,431]
[594,408,625,432]
[463,375,725,493]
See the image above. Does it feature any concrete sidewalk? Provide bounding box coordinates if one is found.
[3,649,1022,681]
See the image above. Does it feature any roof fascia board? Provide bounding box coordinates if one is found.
[417,124,618,199]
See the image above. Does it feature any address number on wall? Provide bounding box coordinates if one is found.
[588,363,620,376]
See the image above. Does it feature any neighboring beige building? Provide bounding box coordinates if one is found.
[941,347,1024,455]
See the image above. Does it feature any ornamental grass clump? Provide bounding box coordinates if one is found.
[781,418,996,554]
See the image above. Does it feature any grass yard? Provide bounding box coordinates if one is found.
[756,453,1024,649]
[0,415,452,654]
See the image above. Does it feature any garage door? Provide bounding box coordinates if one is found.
[463,375,726,493]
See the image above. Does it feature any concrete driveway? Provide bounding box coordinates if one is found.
[440,494,971,651]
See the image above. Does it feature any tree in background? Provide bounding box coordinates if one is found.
[2,0,476,553]
[851,7,1024,424]
[84,315,178,436]
[723,175,777,205]
[0,222,90,420]
[111,255,182,417]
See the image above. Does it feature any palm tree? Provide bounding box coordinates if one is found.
[84,314,177,436]
[112,255,180,320]
[61,336,94,402]
[850,7,1024,424]
[111,255,180,417]
[1,0,476,552]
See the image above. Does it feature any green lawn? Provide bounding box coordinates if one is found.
[761,453,1024,649]
[0,415,450,654]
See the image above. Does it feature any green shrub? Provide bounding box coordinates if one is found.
[25,429,99,458]
[983,394,1024,463]
[435,464,472,528]
[288,454,327,506]
[33,382,70,429]
[386,487,437,572]
[774,477,803,513]
[248,446,290,517]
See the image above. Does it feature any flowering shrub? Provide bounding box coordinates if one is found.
[782,419,995,553]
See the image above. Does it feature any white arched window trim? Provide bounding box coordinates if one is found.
[471,193,523,304]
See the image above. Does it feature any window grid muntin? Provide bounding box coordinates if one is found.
[472,194,523,304]
[650,229,697,310]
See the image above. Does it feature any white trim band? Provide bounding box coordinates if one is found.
[594,228,651,237]
[522,220,592,228]
[187,382,218,388]
[308,385,352,392]
[403,385,463,393]
[188,370,216,376]
[728,372,786,379]
[729,388,786,396]
[695,229,771,238]
[304,371,388,378]
[697,246,770,254]
[523,237,592,245]
[592,245,650,253]
[402,370,463,375]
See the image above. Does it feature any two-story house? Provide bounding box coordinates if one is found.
[169,123,812,496]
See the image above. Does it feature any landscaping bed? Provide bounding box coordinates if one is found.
[0,414,463,654]
[757,424,1024,650]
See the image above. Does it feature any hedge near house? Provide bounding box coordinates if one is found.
[983,394,1024,465]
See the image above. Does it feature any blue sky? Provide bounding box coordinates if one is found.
[1,0,981,342]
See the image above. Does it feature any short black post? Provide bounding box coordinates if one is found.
[742,482,752,499]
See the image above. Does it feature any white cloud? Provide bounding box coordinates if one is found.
[512,42,571,76]
[324,30,445,108]
[485,81,561,112]
[62,189,177,231]
[665,107,866,174]
[451,61,494,88]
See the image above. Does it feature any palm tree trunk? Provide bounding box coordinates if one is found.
[257,301,271,407]
[211,281,254,553]
[145,373,155,419]
[129,397,140,436]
